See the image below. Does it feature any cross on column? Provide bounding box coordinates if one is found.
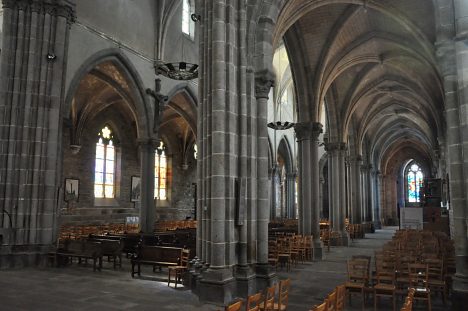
[146,78,168,133]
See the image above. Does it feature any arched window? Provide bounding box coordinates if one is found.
[94,126,115,198]
[155,141,167,200]
[181,0,193,37]
[407,163,423,203]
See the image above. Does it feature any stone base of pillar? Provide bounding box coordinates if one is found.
[312,241,323,261]
[235,265,257,298]
[0,245,50,269]
[373,220,382,230]
[197,268,236,305]
[330,232,349,247]
[255,263,277,290]
[452,274,468,311]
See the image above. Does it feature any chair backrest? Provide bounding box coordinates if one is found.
[326,290,337,311]
[335,284,346,311]
[278,278,290,309]
[180,249,190,267]
[408,263,429,288]
[263,284,277,311]
[225,300,243,311]
[311,301,328,311]
[246,292,262,311]
[347,259,369,284]
[425,258,444,281]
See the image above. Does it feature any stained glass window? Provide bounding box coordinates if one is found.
[94,126,115,198]
[407,163,423,203]
[155,141,167,200]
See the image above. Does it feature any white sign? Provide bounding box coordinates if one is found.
[400,207,423,229]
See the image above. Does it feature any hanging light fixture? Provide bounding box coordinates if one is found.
[155,61,198,81]
[267,46,295,131]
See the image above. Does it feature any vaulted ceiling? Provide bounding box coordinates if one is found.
[280,0,444,173]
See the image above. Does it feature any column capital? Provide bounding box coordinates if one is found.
[3,0,76,22]
[349,154,363,163]
[324,142,346,153]
[294,122,323,141]
[137,138,159,149]
[255,69,275,99]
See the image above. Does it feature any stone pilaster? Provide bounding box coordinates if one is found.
[371,169,382,229]
[0,0,75,267]
[325,142,349,246]
[138,139,157,233]
[285,172,296,219]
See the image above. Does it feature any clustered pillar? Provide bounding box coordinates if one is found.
[326,142,349,246]
[195,0,274,304]
[0,0,75,267]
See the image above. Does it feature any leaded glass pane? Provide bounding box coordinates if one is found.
[105,173,114,184]
[105,185,114,198]
[106,146,114,160]
[95,185,103,198]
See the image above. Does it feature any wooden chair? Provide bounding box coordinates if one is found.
[326,289,337,311]
[167,249,190,288]
[335,285,346,311]
[425,258,447,304]
[225,300,243,311]
[345,259,369,310]
[277,239,292,271]
[310,301,327,311]
[400,288,415,311]
[373,270,396,311]
[408,263,431,311]
[246,292,263,311]
[260,283,277,311]
[273,278,290,311]
[268,241,279,270]
[304,235,313,261]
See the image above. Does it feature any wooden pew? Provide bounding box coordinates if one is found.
[55,240,103,271]
[131,246,182,277]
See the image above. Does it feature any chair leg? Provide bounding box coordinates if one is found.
[374,292,377,311]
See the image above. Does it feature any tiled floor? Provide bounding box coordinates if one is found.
[0,227,451,310]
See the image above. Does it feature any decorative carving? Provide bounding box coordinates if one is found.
[294,122,312,141]
[146,79,168,134]
[324,142,346,152]
[255,69,275,99]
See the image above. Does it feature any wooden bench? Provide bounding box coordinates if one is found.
[131,246,182,277]
[88,238,123,269]
[55,240,103,271]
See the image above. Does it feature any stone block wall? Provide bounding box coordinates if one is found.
[60,106,140,226]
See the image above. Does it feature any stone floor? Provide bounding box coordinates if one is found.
[0,227,451,310]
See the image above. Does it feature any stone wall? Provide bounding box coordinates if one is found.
[60,106,140,226]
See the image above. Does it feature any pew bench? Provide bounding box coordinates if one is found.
[54,240,103,271]
[131,246,182,277]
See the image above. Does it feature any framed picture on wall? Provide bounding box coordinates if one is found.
[131,176,141,202]
[64,178,79,202]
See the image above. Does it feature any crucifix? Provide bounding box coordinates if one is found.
[146,78,168,133]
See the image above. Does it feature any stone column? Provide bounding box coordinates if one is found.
[138,139,156,233]
[349,155,363,224]
[0,0,75,267]
[285,172,296,219]
[310,123,324,259]
[254,71,276,290]
[295,123,312,236]
[326,142,349,246]
[374,171,382,229]
[442,1,468,307]
[365,165,373,223]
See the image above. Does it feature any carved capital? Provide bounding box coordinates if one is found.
[294,122,312,141]
[325,142,346,152]
[2,0,76,23]
[255,69,275,99]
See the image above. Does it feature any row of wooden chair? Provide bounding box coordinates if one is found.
[268,235,313,271]
[309,284,346,311]
[59,223,139,241]
[224,278,290,311]
[154,220,197,231]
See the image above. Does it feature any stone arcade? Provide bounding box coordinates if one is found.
[0,0,468,309]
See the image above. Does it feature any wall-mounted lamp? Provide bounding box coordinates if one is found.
[47,53,57,62]
[191,13,201,22]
